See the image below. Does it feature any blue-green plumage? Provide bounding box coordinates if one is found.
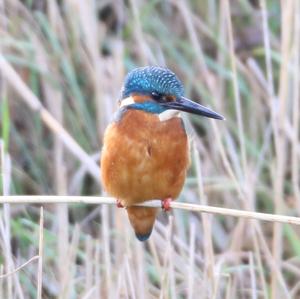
[128,102,166,114]
[135,232,152,241]
[122,66,184,99]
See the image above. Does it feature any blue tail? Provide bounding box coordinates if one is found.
[135,231,152,242]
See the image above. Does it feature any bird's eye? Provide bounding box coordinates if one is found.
[151,92,175,102]
[151,92,161,101]
[151,91,176,102]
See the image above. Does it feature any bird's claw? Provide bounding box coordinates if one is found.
[116,199,124,208]
[161,198,172,212]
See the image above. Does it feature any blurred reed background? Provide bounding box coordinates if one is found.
[0,0,300,298]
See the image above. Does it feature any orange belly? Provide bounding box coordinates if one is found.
[101,109,189,206]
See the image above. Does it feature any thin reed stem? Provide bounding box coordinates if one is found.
[0,196,300,226]
[37,207,44,299]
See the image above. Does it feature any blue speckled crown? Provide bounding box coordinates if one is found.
[121,66,184,99]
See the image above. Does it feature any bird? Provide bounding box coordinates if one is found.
[101,66,224,241]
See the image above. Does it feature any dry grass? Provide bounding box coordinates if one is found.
[0,0,300,298]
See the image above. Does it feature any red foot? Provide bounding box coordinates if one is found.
[116,199,124,208]
[161,198,172,212]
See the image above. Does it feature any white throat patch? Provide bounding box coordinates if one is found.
[158,110,181,122]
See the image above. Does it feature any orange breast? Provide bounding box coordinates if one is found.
[100,109,189,206]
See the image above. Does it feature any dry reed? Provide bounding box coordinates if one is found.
[0,196,300,226]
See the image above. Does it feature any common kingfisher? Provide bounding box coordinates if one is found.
[101,66,224,241]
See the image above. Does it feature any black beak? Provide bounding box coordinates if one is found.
[161,97,224,120]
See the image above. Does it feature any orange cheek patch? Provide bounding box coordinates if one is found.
[164,95,176,102]
[132,94,152,103]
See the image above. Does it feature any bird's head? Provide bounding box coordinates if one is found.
[119,66,224,120]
